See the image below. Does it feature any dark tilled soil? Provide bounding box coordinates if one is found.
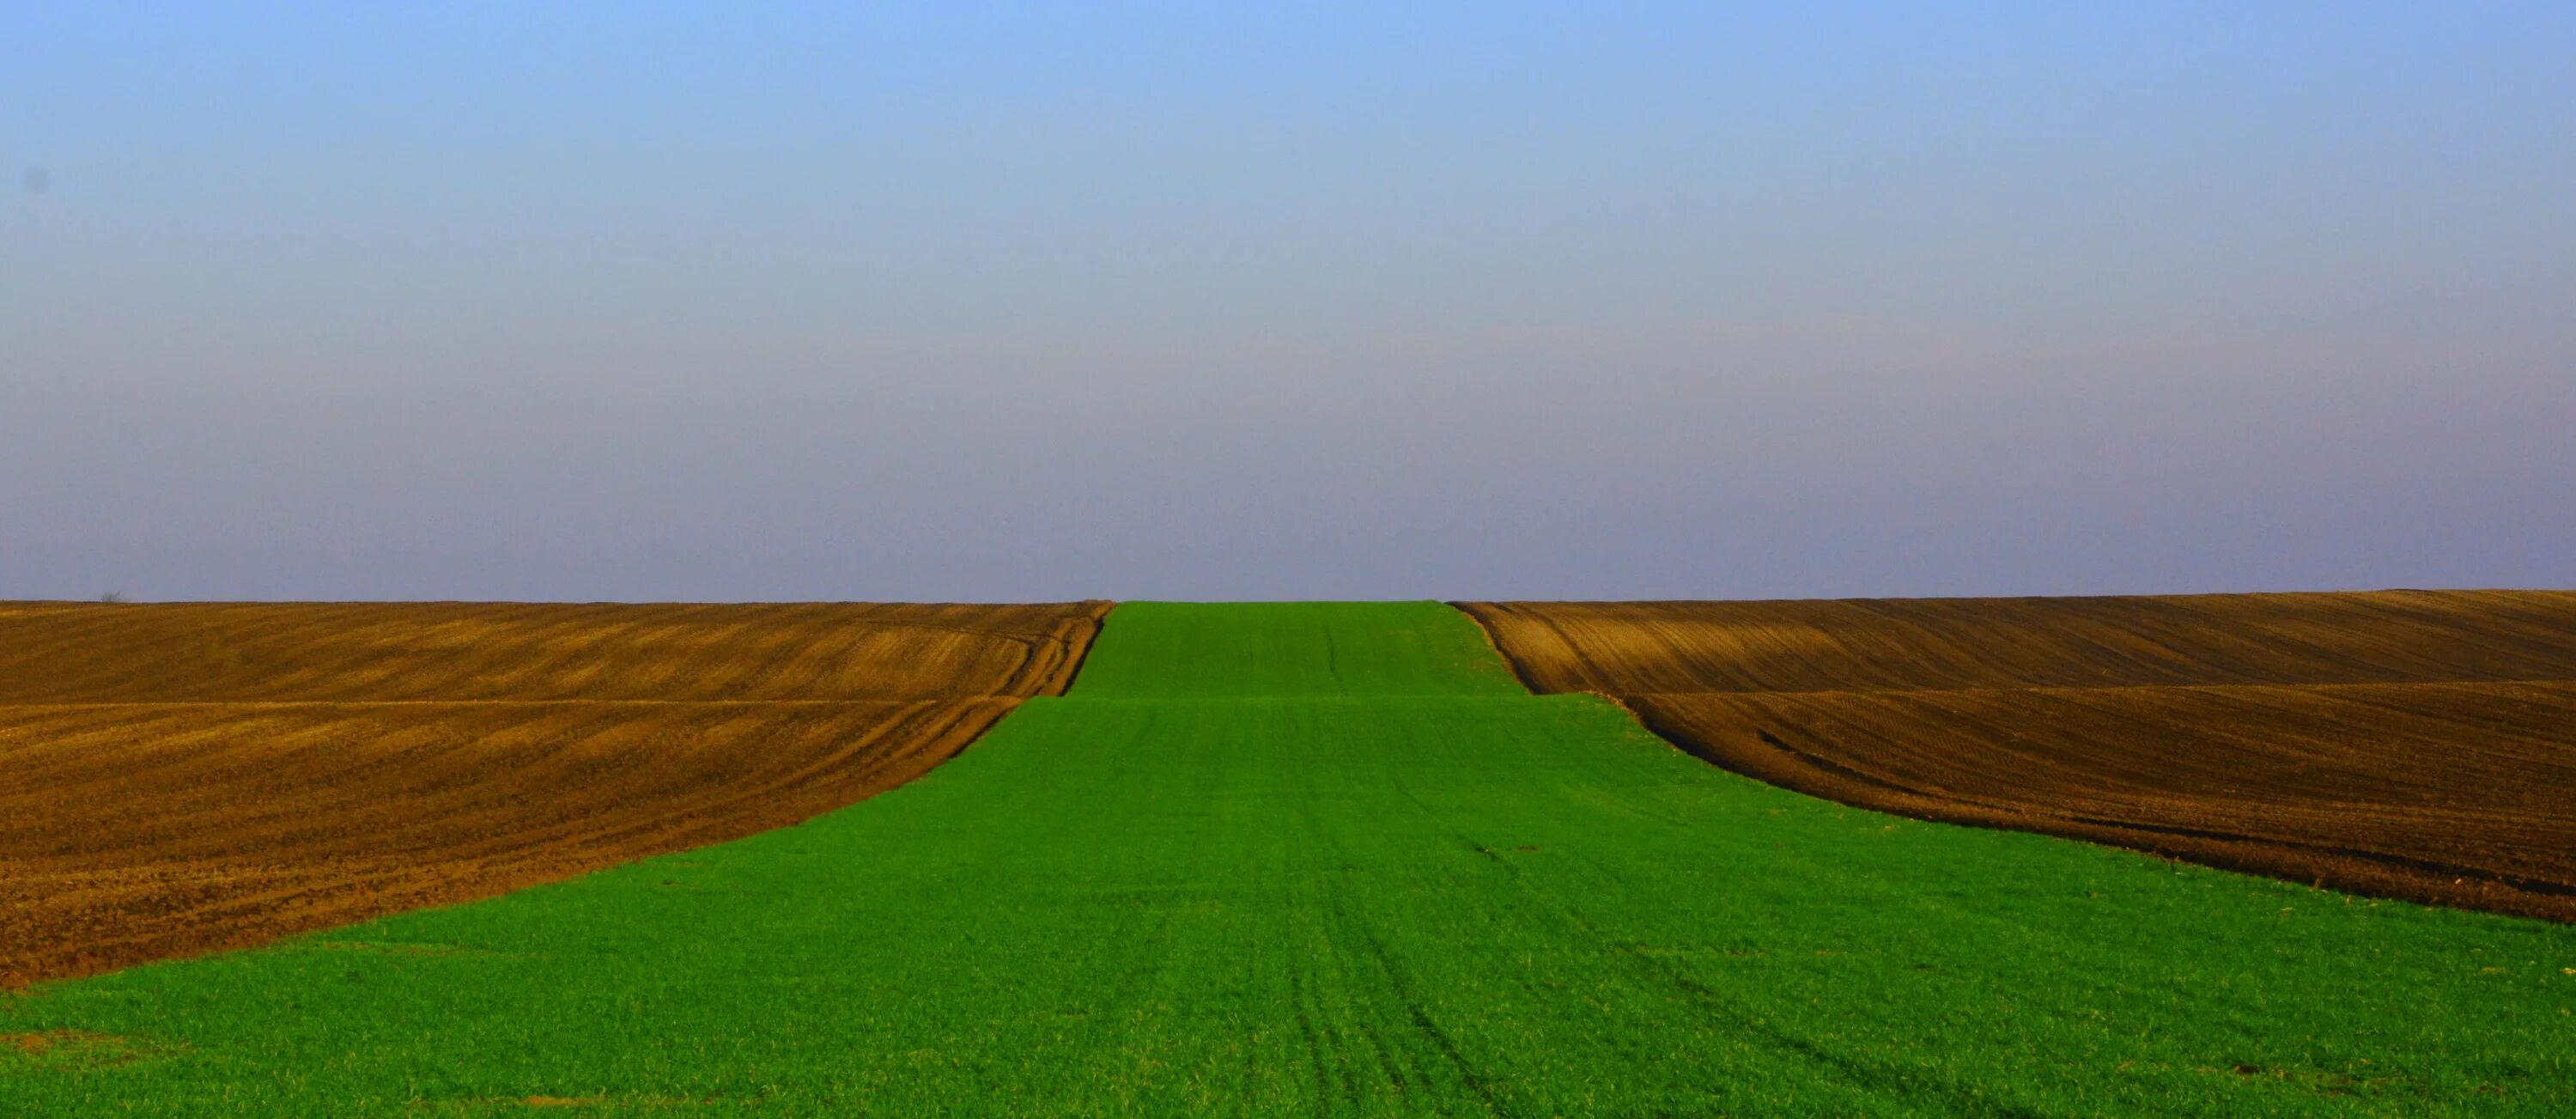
[0,601,1109,987]
[1463,593,2576,921]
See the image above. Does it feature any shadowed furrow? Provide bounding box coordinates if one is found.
[1627,682,2576,921]
[1461,593,2576,921]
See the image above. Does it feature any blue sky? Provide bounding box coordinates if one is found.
[4,3,2571,600]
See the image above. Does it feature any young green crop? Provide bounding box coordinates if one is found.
[1061,600,1530,697]
[2,602,2568,1115]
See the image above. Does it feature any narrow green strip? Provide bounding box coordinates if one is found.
[1064,601,1528,697]
[3,603,2567,1116]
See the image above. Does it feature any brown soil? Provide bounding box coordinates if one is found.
[1459,593,2576,921]
[1461,592,2576,694]
[0,601,1105,702]
[0,601,1109,987]
[1,1030,149,1067]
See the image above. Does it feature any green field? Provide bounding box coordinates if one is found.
[3,602,2570,1116]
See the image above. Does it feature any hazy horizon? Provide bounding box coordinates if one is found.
[8,4,2572,603]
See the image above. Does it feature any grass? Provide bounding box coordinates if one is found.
[1062,600,1529,697]
[1,601,2569,1116]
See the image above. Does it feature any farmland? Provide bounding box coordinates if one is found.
[0,601,1107,986]
[3,601,2569,1116]
[0,601,1107,703]
[1459,593,2576,920]
[1456,593,2576,694]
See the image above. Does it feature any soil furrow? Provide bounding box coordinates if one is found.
[0,600,1109,987]
[1461,594,2576,921]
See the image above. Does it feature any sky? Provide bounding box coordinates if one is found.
[4,3,2572,602]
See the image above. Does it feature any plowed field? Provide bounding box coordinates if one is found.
[1460,593,2576,920]
[0,601,1103,702]
[1461,592,2576,694]
[0,601,1108,986]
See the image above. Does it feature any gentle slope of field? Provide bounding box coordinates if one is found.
[3,602,2567,1116]
[1458,593,2576,694]
[0,601,1103,702]
[1460,593,2576,920]
[0,601,1108,986]
[1062,600,1528,697]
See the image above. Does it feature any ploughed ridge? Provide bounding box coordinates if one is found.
[0,600,1110,987]
[1458,591,2576,921]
